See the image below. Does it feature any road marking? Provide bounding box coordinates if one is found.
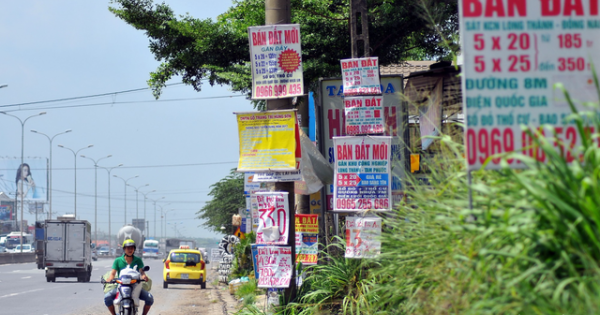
[21,276,31,279]
[0,288,43,299]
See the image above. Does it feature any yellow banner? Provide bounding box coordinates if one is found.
[236,110,297,171]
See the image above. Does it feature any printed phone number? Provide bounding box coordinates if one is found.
[336,198,389,210]
[255,84,302,97]
[346,124,384,135]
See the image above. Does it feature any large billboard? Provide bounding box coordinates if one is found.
[0,158,48,202]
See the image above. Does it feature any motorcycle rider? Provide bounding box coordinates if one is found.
[104,239,153,315]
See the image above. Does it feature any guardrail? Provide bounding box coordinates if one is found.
[0,252,36,265]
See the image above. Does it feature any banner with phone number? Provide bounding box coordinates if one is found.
[344,96,385,135]
[345,216,381,258]
[248,24,304,100]
[460,0,600,170]
[295,214,318,265]
[253,192,289,245]
[333,136,392,211]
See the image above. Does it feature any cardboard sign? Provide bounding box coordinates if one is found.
[254,192,289,245]
[345,216,381,258]
[256,246,293,288]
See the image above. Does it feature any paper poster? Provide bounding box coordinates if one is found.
[340,57,381,96]
[252,170,303,182]
[459,1,600,170]
[344,96,385,135]
[248,24,304,99]
[236,110,297,171]
[255,246,293,288]
[254,192,289,245]
[295,214,318,265]
[345,216,381,258]
[333,136,392,211]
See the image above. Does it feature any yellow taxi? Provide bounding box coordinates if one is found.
[162,245,206,289]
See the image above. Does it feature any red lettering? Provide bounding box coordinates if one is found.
[564,0,585,15]
[485,0,506,17]
[492,36,501,50]
[463,0,483,16]
[383,107,397,136]
[593,0,599,15]
[541,0,561,15]
[507,0,526,16]
[328,109,346,139]
[492,58,502,72]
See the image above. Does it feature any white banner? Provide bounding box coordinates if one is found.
[345,216,382,258]
[340,57,381,96]
[256,246,293,288]
[253,192,289,245]
[344,96,385,135]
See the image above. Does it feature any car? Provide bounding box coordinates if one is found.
[0,245,6,253]
[92,249,98,261]
[98,246,110,256]
[162,246,206,289]
[11,244,34,253]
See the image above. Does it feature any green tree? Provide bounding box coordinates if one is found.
[196,169,245,233]
[109,0,458,99]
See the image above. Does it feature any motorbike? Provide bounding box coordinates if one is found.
[102,265,150,315]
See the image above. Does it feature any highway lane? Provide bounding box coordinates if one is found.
[0,256,166,315]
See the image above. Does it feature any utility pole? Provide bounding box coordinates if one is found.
[350,0,370,58]
[265,0,296,304]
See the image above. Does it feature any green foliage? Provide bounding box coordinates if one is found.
[231,232,257,279]
[195,168,245,233]
[109,0,459,100]
[236,279,261,307]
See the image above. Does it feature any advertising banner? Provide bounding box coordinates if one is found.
[295,214,318,265]
[254,192,290,245]
[460,1,600,170]
[333,136,392,211]
[236,110,297,171]
[0,205,12,221]
[344,96,385,135]
[248,24,304,99]
[244,172,266,195]
[340,57,382,96]
[345,216,382,258]
[252,170,302,182]
[0,158,48,202]
[256,245,293,288]
[418,78,443,150]
[320,77,406,211]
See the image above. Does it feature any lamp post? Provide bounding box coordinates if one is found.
[161,208,176,240]
[113,175,138,225]
[140,189,156,234]
[148,197,165,239]
[57,144,93,218]
[30,129,72,220]
[0,111,46,252]
[98,163,122,249]
[81,154,112,248]
[127,183,149,222]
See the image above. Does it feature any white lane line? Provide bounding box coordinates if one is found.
[21,276,31,279]
[0,288,43,299]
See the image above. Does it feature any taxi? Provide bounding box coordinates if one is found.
[162,245,207,289]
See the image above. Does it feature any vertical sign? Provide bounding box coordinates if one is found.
[320,77,406,211]
[340,57,382,95]
[460,0,600,170]
[254,192,290,245]
[344,96,385,135]
[256,246,293,288]
[295,214,318,265]
[248,24,304,99]
[345,216,382,258]
[333,136,392,211]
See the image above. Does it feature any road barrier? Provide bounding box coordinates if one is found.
[0,252,36,265]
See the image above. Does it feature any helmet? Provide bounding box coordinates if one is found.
[122,239,136,250]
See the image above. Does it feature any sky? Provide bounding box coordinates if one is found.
[0,0,250,241]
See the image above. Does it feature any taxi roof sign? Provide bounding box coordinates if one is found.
[179,245,190,249]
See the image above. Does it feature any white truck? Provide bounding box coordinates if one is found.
[44,215,92,283]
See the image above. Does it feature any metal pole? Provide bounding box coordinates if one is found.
[100,164,122,250]
[58,144,93,218]
[113,175,139,226]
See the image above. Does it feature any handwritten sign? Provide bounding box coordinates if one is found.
[256,246,293,288]
[254,192,289,245]
[248,24,304,99]
[344,96,385,135]
[460,0,600,170]
[295,214,318,265]
[345,217,381,258]
[333,136,392,211]
[340,57,381,96]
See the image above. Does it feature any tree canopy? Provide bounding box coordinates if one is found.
[195,169,245,233]
[109,0,458,99]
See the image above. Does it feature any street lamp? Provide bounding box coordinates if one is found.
[57,144,93,218]
[0,111,46,252]
[148,197,165,239]
[99,163,123,249]
[81,154,112,248]
[140,189,156,234]
[127,183,149,222]
[30,129,72,220]
[113,174,138,225]
[161,208,176,240]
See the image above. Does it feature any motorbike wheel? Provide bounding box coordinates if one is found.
[121,307,133,315]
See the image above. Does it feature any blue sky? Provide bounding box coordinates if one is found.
[0,1,251,240]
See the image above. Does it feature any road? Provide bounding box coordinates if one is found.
[0,256,236,315]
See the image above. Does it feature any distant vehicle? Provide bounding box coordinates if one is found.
[98,246,110,256]
[162,247,206,289]
[0,245,7,253]
[44,217,92,282]
[143,239,159,259]
[12,244,34,253]
[92,249,98,261]
[5,232,34,249]
[165,238,197,257]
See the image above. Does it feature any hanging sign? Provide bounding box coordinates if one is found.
[345,216,382,258]
[295,214,318,265]
[254,192,289,245]
[248,24,304,99]
[256,246,294,288]
[344,96,385,135]
[235,110,297,172]
[460,1,600,170]
[333,136,392,211]
[340,57,381,96]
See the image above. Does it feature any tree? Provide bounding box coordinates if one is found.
[195,169,245,232]
[109,0,458,100]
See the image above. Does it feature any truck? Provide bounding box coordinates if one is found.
[165,238,197,257]
[117,225,144,256]
[44,215,92,283]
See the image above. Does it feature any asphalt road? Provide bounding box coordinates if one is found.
[0,256,169,315]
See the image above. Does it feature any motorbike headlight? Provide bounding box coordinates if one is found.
[121,277,132,285]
